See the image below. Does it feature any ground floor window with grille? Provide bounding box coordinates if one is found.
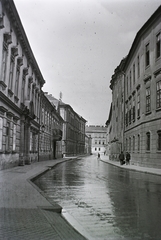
[157,130,161,150]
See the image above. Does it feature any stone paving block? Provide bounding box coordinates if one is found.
[42,209,87,240]
[0,208,61,240]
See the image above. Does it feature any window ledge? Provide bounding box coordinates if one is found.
[156,151,161,153]
[146,151,150,153]
[156,108,161,112]
[145,111,152,115]
[145,65,150,70]
[14,96,19,103]
[8,89,14,97]
[0,80,7,90]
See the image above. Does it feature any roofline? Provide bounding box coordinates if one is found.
[59,102,87,122]
[2,0,45,86]
[123,5,161,70]
[42,92,64,123]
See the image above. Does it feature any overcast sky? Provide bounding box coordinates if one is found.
[14,0,160,126]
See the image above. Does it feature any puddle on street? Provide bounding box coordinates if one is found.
[34,156,161,240]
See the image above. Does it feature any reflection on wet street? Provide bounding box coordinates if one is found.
[34,155,161,240]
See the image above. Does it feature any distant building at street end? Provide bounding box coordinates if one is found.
[85,125,107,155]
[108,6,161,168]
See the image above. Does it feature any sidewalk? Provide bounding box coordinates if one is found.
[0,157,88,240]
[100,155,161,176]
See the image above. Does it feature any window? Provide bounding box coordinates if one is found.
[0,117,3,150]
[133,136,135,152]
[1,35,8,82]
[21,74,25,103]
[129,137,131,152]
[146,132,150,151]
[8,49,16,90]
[145,43,150,67]
[157,131,161,150]
[156,81,161,109]
[15,62,20,96]
[146,87,151,112]
[126,138,128,151]
[129,103,131,124]
[12,124,16,151]
[133,64,135,85]
[95,140,97,144]
[137,55,140,78]
[99,148,100,151]
[95,148,97,151]
[27,83,31,100]
[125,104,128,126]
[133,98,135,121]
[126,76,128,96]
[6,122,10,151]
[138,134,140,152]
[156,32,161,59]
[130,71,132,90]
[137,94,140,117]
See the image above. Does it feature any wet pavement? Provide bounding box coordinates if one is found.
[34,155,161,240]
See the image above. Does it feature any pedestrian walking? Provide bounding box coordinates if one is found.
[97,153,100,159]
[119,151,125,165]
[125,152,131,165]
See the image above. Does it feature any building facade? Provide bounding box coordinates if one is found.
[58,101,86,157]
[85,125,107,155]
[85,134,92,155]
[108,59,125,160]
[108,6,161,168]
[0,0,45,169]
[0,0,64,169]
[39,92,63,161]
